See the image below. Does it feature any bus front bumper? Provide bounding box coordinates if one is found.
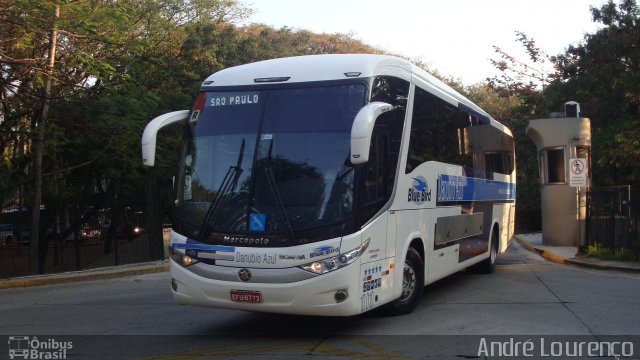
[170,259,364,316]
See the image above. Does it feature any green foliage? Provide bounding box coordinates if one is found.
[1,0,251,206]
[0,0,383,209]
[587,243,639,261]
[488,31,555,94]
[482,1,640,231]
[587,243,614,259]
[487,31,557,119]
[551,0,640,188]
[465,84,525,121]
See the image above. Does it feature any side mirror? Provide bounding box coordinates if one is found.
[350,102,393,164]
[141,110,189,167]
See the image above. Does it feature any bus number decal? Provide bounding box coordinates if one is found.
[362,278,381,292]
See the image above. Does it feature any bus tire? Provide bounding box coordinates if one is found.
[470,227,499,274]
[385,247,424,315]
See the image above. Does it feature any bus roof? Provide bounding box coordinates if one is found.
[202,54,411,86]
[202,54,510,135]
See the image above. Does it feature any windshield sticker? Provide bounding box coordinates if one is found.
[208,93,260,107]
[183,175,192,200]
[189,110,200,123]
[249,213,266,232]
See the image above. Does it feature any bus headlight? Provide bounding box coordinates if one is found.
[170,246,199,267]
[300,239,369,275]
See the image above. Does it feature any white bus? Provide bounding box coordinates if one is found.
[142,54,516,316]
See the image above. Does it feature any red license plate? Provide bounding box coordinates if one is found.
[230,290,263,303]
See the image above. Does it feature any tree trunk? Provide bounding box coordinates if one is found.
[30,3,59,275]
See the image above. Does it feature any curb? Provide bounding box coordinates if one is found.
[0,260,169,289]
[513,235,566,264]
[514,235,640,273]
[564,258,640,273]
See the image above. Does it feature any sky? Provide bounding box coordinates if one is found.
[243,0,605,85]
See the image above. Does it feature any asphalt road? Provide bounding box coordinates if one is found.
[1,241,639,359]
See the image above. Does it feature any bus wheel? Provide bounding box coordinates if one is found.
[385,247,424,315]
[470,228,498,274]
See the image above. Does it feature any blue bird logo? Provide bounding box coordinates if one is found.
[315,246,333,253]
[412,177,427,191]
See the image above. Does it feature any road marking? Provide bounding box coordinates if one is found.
[137,336,405,359]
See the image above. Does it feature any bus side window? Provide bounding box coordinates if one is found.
[363,128,388,205]
[484,150,515,175]
[357,76,408,225]
[485,152,506,174]
[406,87,474,173]
[359,126,388,223]
[370,76,408,192]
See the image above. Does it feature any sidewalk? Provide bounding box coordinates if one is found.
[0,260,169,289]
[514,233,640,273]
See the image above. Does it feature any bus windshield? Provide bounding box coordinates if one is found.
[174,83,367,242]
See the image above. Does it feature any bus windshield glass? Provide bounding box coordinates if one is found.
[174,83,366,240]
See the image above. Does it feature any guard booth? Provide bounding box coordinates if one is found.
[526,102,591,246]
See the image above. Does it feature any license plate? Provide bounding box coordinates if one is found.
[230,290,263,303]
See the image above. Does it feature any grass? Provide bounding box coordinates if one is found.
[586,243,639,261]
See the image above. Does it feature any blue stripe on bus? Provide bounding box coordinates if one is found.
[171,242,236,252]
[437,174,516,203]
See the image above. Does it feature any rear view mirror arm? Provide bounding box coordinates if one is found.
[141,110,189,167]
[350,102,393,165]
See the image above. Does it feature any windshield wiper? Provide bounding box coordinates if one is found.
[199,139,245,237]
[263,139,296,242]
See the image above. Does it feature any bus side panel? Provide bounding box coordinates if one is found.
[428,206,468,282]
[392,209,430,296]
[398,162,518,280]
[508,203,516,251]
[492,203,514,253]
[360,213,388,264]
[359,213,394,311]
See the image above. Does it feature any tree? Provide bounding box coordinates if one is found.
[552,0,640,186]
[233,24,382,64]
[1,0,253,273]
[30,2,59,275]
[487,31,559,119]
[489,31,555,92]
[465,83,524,121]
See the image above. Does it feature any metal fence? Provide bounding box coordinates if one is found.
[0,177,166,279]
[515,205,542,233]
[586,186,640,258]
